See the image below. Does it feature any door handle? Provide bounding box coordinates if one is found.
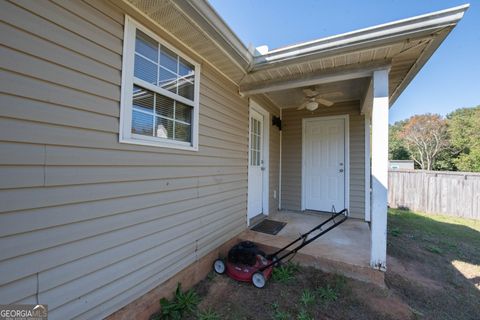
[339,169,344,173]
[261,167,266,171]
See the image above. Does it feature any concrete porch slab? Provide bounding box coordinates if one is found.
[238,211,385,286]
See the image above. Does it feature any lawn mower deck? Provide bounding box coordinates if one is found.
[213,209,349,288]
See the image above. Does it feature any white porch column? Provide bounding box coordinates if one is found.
[370,69,389,271]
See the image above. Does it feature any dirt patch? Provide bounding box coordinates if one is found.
[181,266,407,320]
[388,256,442,290]
[351,281,412,320]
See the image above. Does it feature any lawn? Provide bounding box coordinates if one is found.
[151,209,480,320]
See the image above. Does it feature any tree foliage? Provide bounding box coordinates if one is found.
[389,120,411,160]
[447,106,480,171]
[388,105,480,172]
[398,114,449,170]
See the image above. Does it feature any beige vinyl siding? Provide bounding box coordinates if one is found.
[251,95,281,215]
[281,101,365,219]
[0,1,248,319]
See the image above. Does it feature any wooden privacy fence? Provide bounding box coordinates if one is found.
[388,170,480,220]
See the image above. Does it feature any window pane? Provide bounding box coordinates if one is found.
[135,30,158,62]
[156,94,174,118]
[132,110,153,136]
[179,58,194,77]
[155,117,173,139]
[160,46,177,73]
[134,55,157,84]
[178,80,194,100]
[175,102,192,124]
[132,86,154,113]
[174,122,191,142]
[159,68,177,93]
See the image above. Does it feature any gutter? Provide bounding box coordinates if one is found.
[252,4,469,70]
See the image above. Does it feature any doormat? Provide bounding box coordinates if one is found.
[251,219,286,235]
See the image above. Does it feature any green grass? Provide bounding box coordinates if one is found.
[300,289,316,307]
[316,285,338,303]
[155,283,200,320]
[272,262,299,283]
[271,302,291,320]
[197,308,221,320]
[296,309,313,320]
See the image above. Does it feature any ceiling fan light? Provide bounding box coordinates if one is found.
[305,101,318,111]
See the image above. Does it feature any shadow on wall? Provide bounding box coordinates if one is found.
[386,208,480,318]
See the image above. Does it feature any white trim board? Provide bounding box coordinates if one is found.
[247,99,270,224]
[301,115,350,212]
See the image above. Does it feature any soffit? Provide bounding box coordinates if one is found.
[125,0,248,83]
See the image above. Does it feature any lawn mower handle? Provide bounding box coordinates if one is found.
[260,209,349,272]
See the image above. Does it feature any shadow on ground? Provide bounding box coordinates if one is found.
[386,208,480,319]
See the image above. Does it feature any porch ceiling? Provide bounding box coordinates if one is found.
[262,77,371,109]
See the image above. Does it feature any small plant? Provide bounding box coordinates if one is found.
[316,285,338,303]
[272,309,291,320]
[158,283,200,319]
[272,262,299,283]
[300,289,315,307]
[175,284,200,314]
[296,309,313,320]
[197,308,221,320]
[332,274,347,292]
[271,301,291,320]
[425,244,443,254]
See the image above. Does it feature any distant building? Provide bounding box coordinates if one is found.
[389,160,415,170]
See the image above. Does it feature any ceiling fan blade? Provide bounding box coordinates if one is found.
[302,88,318,97]
[315,97,334,107]
[297,100,309,110]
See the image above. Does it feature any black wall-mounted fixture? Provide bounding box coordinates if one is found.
[272,116,282,130]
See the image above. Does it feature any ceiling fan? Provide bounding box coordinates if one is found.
[297,88,340,111]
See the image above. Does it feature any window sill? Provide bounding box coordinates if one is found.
[119,136,198,151]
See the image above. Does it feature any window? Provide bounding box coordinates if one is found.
[120,17,200,150]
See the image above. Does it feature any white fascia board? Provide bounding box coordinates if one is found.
[253,4,469,69]
[173,0,253,67]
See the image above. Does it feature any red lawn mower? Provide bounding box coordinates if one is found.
[213,209,348,288]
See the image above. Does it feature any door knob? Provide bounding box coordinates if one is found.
[339,169,344,173]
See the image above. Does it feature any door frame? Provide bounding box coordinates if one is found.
[247,99,270,225]
[301,115,350,212]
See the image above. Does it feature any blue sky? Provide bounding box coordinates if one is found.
[208,0,479,123]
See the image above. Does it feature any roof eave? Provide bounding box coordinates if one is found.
[171,0,253,70]
[252,4,469,70]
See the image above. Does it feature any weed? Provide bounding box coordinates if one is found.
[296,309,313,320]
[425,244,443,254]
[272,309,291,320]
[272,262,299,283]
[300,289,315,307]
[271,301,291,320]
[158,283,199,319]
[316,285,338,303]
[332,274,347,292]
[197,308,220,320]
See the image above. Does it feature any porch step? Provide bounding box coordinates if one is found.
[238,229,385,287]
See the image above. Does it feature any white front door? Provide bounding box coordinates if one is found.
[248,109,264,220]
[304,117,346,212]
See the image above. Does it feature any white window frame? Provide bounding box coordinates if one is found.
[119,16,200,151]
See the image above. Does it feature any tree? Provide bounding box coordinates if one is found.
[399,114,449,170]
[447,106,480,172]
[389,120,410,160]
